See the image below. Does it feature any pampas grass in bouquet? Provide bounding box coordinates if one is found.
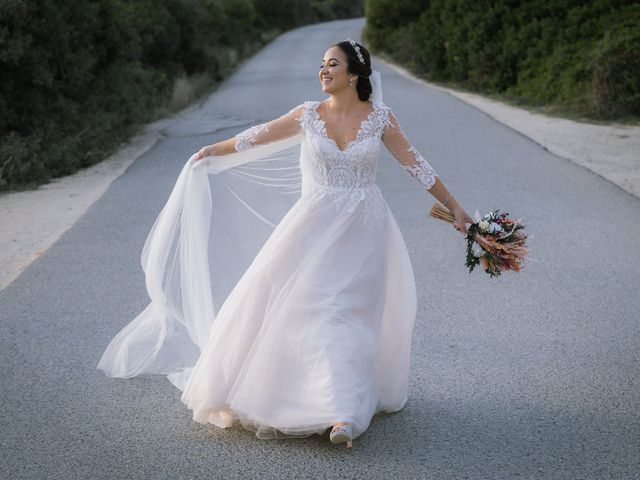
[429,202,530,278]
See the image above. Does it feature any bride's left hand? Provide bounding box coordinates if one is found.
[452,206,474,236]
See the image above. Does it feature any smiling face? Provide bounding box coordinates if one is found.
[319,46,356,94]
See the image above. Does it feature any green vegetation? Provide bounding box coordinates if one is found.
[364,0,639,123]
[0,0,364,192]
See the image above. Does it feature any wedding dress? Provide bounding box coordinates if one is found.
[97,71,439,442]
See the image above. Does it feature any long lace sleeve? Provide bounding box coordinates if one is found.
[234,103,305,151]
[381,108,439,190]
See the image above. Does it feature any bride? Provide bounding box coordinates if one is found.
[98,38,473,448]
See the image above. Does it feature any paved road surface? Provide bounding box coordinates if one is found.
[1,18,638,480]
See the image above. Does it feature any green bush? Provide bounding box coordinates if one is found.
[588,15,640,117]
[0,0,364,192]
[364,0,639,121]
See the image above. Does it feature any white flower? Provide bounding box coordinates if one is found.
[471,241,485,258]
[487,222,503,233]
[478,220,489,231]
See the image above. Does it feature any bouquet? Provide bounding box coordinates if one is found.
[429,203,529,278]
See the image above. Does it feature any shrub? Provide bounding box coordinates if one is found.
[0,0,365,191]
[364,0,639,121]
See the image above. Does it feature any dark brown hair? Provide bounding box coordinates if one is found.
[333,40,372,101]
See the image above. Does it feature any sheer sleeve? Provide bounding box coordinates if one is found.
[234,103,305,152]
[381,107,439,190]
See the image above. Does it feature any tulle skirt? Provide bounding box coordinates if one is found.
[180,185,417,441]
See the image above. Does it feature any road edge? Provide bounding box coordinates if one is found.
[0,127,162,292]
[377,56,640,200]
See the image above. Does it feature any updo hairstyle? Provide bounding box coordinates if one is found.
[333,40,372,101]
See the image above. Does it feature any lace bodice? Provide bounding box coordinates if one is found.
[300,100,388,189]
[234,100,439,226]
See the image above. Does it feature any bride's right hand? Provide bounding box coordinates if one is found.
[194,145,216,161]
[451,205,474,236]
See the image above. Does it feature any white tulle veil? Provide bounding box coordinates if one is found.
[97,69,385,390]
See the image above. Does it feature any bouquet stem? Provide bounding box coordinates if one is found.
[428,202,455,224]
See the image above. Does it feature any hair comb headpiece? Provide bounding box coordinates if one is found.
[345,37,365,64]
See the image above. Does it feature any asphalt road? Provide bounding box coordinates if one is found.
[1,18,638,480]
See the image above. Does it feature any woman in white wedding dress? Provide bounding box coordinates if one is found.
[98,38,473,448]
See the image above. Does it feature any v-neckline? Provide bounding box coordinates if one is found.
[312,100,377,153]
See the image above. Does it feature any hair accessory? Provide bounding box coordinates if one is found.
[345,37,365,64]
